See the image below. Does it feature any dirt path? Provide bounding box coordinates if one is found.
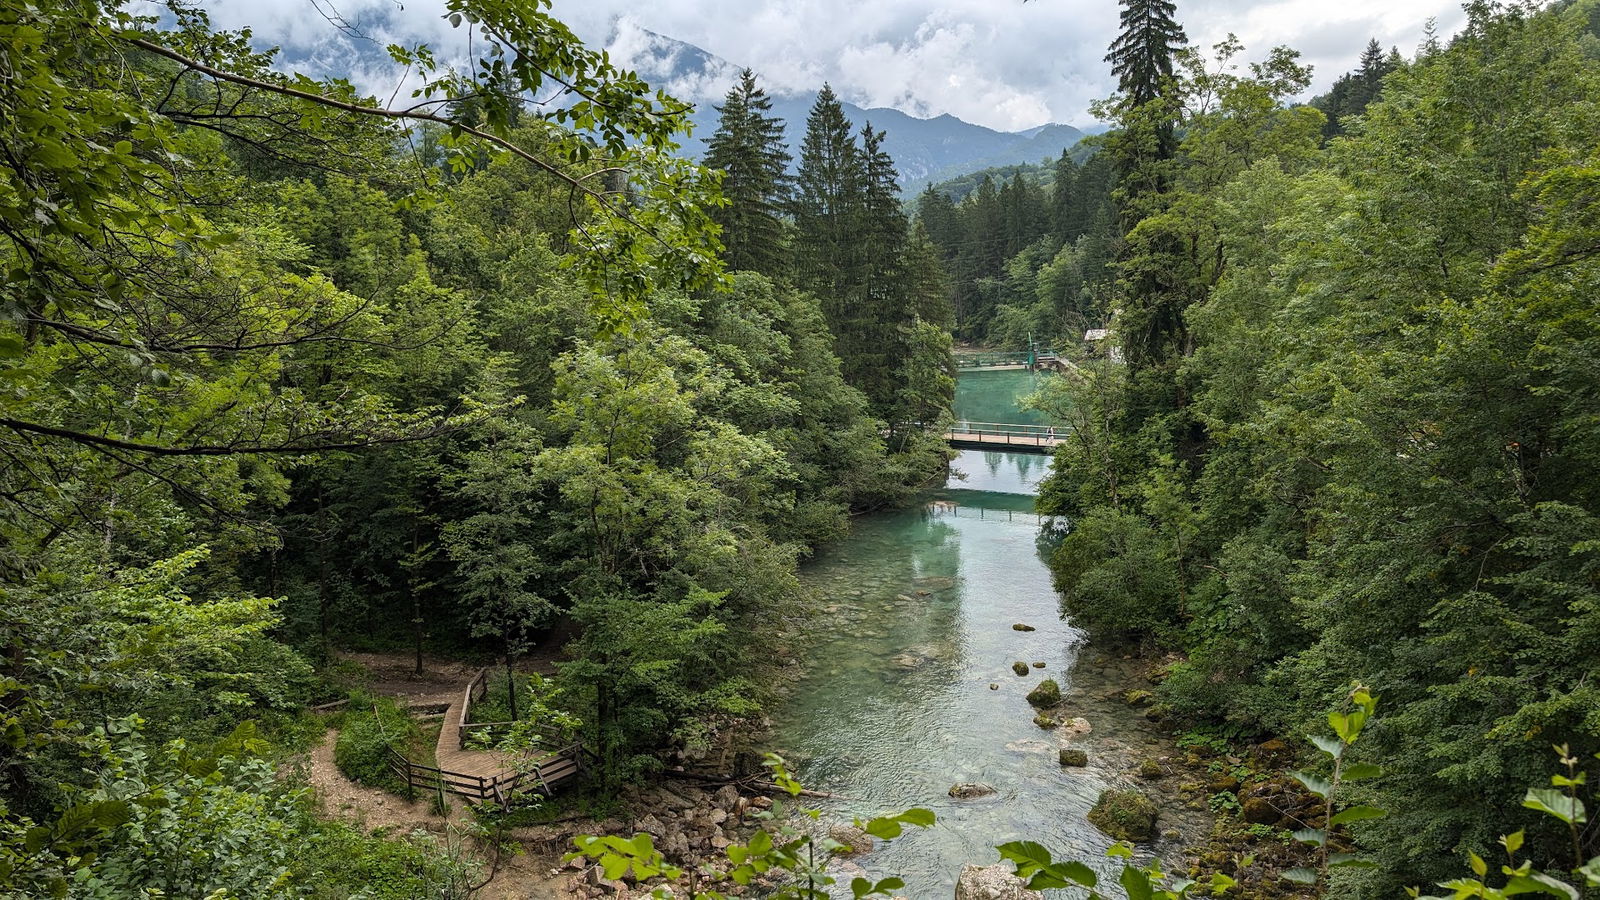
[306,727,456,833]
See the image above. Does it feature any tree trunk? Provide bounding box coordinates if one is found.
[505,649,518,721]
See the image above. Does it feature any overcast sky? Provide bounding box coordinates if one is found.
[200,0,1470,132]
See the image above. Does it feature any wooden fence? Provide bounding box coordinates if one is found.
[385,742,585,808]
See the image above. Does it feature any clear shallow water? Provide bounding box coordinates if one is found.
[770,448,1173,897]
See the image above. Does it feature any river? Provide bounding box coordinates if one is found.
[767,370,1198,897]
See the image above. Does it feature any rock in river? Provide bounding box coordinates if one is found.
[948,782,998,799]
[1087,788,1159,842]
[827,824,873,855]
[1059,748,1088,767]
[1011,623,1036,632]
[955,863,1044,900]
[1025,678,1061,708]
[1011,661,1030,677]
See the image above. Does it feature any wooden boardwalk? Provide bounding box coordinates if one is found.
[387,669,585,808]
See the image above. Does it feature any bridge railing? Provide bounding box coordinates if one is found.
[947,421,1064,439]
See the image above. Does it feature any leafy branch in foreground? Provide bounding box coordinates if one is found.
[567,755,932,899]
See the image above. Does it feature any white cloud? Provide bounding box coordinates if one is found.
[195,0,1470,132]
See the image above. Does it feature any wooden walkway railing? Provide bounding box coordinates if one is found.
[380,667,587,809]
[385,743,584,807]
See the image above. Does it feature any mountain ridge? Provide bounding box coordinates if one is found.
[611,23,1087,189]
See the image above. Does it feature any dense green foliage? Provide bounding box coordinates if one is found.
[333,695,420,791]
[0,0,954,891]
[1037,1,1600,893]
[917,151,1118,345]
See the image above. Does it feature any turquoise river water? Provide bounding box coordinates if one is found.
[767,370,1194,897]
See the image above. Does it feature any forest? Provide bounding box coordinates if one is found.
[2,0,1599,897]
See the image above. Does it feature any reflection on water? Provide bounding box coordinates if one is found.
[950,448,1051,495]
[772,451,1150,897]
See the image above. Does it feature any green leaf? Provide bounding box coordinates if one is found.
[1470,852,1487,877]
[863,817,903,839]
[1310,735,1344,759]
[1120,864,1155,900]
[1292,827,1326,847]
[1282,868,1319,885]
[1576,856,1599,887]
[1523,788,1587,825]
[601,854,631,880]
[1501,831,1524,856]
[1342,763,1384,781]
[896,808,936,827]
[1055,861,1098,887]
[1502,873,1580,898]
[997,840,1054,869]
[1291,771,1331,798]
[1329,805,1386,826]
[851,877,872,899]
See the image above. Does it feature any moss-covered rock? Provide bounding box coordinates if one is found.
[1088,788,1159,842]
[1025,679,1061,707]
[1137,758,1165,779]
[1123,689,1154,707]
[1012,623,1036,632]
[1059,748,1088,767]
[1012,661,1030,676]
[1033,713,1058,729]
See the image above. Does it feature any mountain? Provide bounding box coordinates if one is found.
[609,23,1085,189]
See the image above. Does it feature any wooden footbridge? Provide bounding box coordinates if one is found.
[943,421,1065,455]
[955,348,1063,372]
[386,668,588,808]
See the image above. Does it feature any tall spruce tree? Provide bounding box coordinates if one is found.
[703,69,792,276]
[1105,0,1188,106]
[793,83,861,310]
[1103,0,1188,212]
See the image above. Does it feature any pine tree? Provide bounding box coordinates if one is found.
[793,84,862,309]
[1050,151,1082,241]
[1103,0,1188,215]
[1313,38,1402,139]
[703,69,792,277]
[1105,0,1188,107]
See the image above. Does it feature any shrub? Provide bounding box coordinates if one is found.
[333,693,416,791]
[1087,788,1160,842]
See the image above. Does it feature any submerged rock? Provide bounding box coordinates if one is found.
[1011,661,1030,677]
[1025,679,1061,708]
[1060,717,1092,736]
[827,824,873,855]
[948,782,998,799]
[954,863,1045,900]
[1088,788,1159,842]
[1031,661,1046,668]
[1059,748,1088,767]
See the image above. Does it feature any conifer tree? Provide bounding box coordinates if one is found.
[1102,0,1188,211]
[793,84,862,309]
[1050,151,1082,241]
[1105,0,1188,106]
[703,69,792,277]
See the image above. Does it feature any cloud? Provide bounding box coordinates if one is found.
[194,0,1470,132]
